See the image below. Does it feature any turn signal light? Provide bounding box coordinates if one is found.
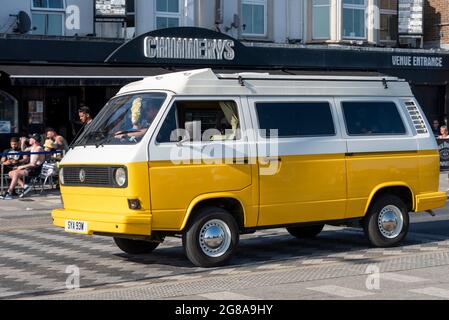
[128,199,141,210]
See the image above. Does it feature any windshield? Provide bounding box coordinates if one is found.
[75,93,167,146]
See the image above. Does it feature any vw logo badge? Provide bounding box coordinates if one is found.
[79,169,86,183]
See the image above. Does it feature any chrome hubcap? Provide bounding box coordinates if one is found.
[378,205,404,239]
[199,219,231,258]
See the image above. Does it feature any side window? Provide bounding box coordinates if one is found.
[256,102,335,138]
[156,100,240,143]
[342,101,406,136]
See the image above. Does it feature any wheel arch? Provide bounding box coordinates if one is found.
[364,182,415,215]
[181,193,246,232]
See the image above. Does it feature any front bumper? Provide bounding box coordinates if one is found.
[52,208,152,236]
[415,192,447,212]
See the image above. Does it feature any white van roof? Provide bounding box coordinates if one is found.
[117,68,413,97]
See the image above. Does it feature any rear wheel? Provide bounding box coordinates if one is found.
[114,237,160,254]
[183,207,239,268]
[363,195,409,247]
[286,224,324,239]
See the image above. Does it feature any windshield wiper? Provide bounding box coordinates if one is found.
[77,130,108,148]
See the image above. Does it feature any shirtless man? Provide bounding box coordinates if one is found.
[2,134,45,200]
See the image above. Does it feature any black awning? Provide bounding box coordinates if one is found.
[0,65,174,86]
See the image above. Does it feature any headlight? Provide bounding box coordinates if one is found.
[59,168,64,185]
[114,168,127,187]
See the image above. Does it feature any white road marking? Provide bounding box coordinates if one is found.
[308,285,374,298]
[410,287,449,299]
[199,291,260,300]
[381,273,427,283]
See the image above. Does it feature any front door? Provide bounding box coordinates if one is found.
[148,97,258,231]
[248,97,347,227]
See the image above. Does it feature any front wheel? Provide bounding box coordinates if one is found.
[363,195,410,247]
[114,237,160,254]
[183,207,239,268]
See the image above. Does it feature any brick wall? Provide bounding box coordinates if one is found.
[424,0,449,48]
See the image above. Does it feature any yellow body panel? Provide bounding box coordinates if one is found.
[149,160,258,231]
[53,150,445,237]
[257,153,347,226]
[52,162,152,236]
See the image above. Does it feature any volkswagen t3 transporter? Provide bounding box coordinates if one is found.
[52,69,447,267]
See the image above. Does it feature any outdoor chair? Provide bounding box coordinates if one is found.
[27,161,59,194]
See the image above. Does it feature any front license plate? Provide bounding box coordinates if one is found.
[65,220,89,234]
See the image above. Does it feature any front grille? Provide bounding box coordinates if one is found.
[62,166,125,188]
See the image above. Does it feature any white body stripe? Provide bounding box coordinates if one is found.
[60,69,436,167]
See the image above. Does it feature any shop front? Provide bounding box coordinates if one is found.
[0,27,448,149]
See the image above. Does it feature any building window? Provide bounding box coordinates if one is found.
[343,0,366,39]
[241,0,267,37]
[155,0,181,29]
[125,0,136,39]
[31,0,65,36]
[380,0,398,41]
[0,91,19,135]
[312,0,331,40]
[32,0,64,10]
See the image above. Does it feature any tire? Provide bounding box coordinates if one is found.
[363,194,410,247]
[113,237,160,255]
[286,224,324,239]
[182,207,239,268]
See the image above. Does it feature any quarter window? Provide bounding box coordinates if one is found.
[155,0,181,29]
[157,101,241,143]
[241,0,267,36]
[342,101,406,135]
[256,102,335,138]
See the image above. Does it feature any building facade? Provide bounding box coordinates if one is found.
[0,0,448,148]
[424,0,449,50]
[1,0,444,46]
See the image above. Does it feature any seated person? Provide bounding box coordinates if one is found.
[115,98,160,141]
[43,139,56,161]
[2,134,45,200]
[1,137,23,174]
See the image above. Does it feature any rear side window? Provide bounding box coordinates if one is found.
[342,101,406,136]
[256,102,335,138]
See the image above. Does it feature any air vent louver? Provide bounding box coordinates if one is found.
[405,101,428,135]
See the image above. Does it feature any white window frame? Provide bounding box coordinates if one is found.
[241,0,268,37]
[312,0,331,40]
[342,0,367,40]
[31,12,65,36]
[154,0,182,30]
[31,0,65,12]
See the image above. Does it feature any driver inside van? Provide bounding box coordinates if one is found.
[114,97,160,140]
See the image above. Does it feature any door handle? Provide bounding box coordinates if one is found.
[260,157,282,164]
[232,158,249,164]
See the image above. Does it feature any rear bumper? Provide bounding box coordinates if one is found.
[415,192,447,212]
[52,208,152,236]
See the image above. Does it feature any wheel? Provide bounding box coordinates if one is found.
[363,195,410,247]
[182,207,239,268]
[286,224,324,239]
[113,237,160,254]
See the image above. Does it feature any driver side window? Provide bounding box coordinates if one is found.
[156,100,241,143]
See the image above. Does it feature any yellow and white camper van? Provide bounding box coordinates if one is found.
[52,69,447,267]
